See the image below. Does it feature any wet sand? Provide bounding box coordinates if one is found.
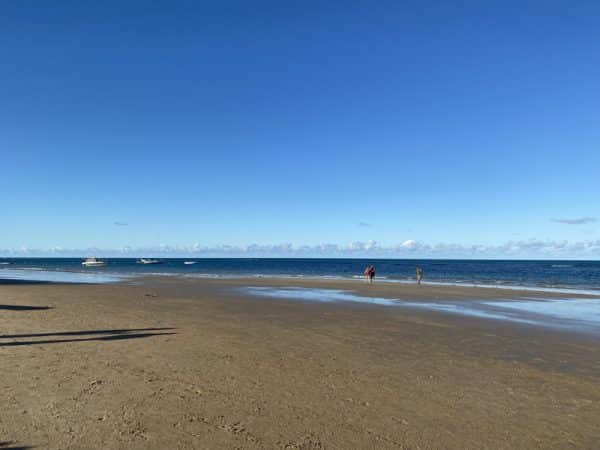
[1,277,600,449]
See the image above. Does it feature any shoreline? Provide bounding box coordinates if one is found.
[142,276,600,339]
[3,266,600,297]
[3,274,600,338]
[136,274,600,299]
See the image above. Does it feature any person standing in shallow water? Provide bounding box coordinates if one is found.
[416,266,423,285]
[364,265,376,284]
[369,266,376,284]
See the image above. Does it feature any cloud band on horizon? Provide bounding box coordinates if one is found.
[3,239,600,259]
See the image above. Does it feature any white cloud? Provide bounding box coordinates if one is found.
[349,240,377,251]
[3,238,600,258]
[551,217,597,225]
[400,239,418,250]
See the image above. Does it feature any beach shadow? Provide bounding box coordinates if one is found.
[0,305,52,311]
[0,328,176,347]
[0,442,32,450]
[0,327,174,339]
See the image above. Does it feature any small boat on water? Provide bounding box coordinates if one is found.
[82,257,106,267]
[137,258,162,265]
[183,261,197,265]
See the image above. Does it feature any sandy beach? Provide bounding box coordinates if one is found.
[2,277,600,449]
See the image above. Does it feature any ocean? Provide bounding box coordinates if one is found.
[1,258,600,293]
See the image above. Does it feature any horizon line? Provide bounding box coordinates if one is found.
[1,256,599,262]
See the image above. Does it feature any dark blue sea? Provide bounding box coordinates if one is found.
[1,258,600,293]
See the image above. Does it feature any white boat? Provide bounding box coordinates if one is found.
[183,261,197,265]
[137,258,162,265]
[82,257,106,267]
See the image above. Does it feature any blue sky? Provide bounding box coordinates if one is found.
[2,1,599,258]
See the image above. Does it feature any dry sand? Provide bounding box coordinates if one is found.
[1,277,600,449]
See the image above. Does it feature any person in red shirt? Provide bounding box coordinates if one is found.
[364,265,376,284]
